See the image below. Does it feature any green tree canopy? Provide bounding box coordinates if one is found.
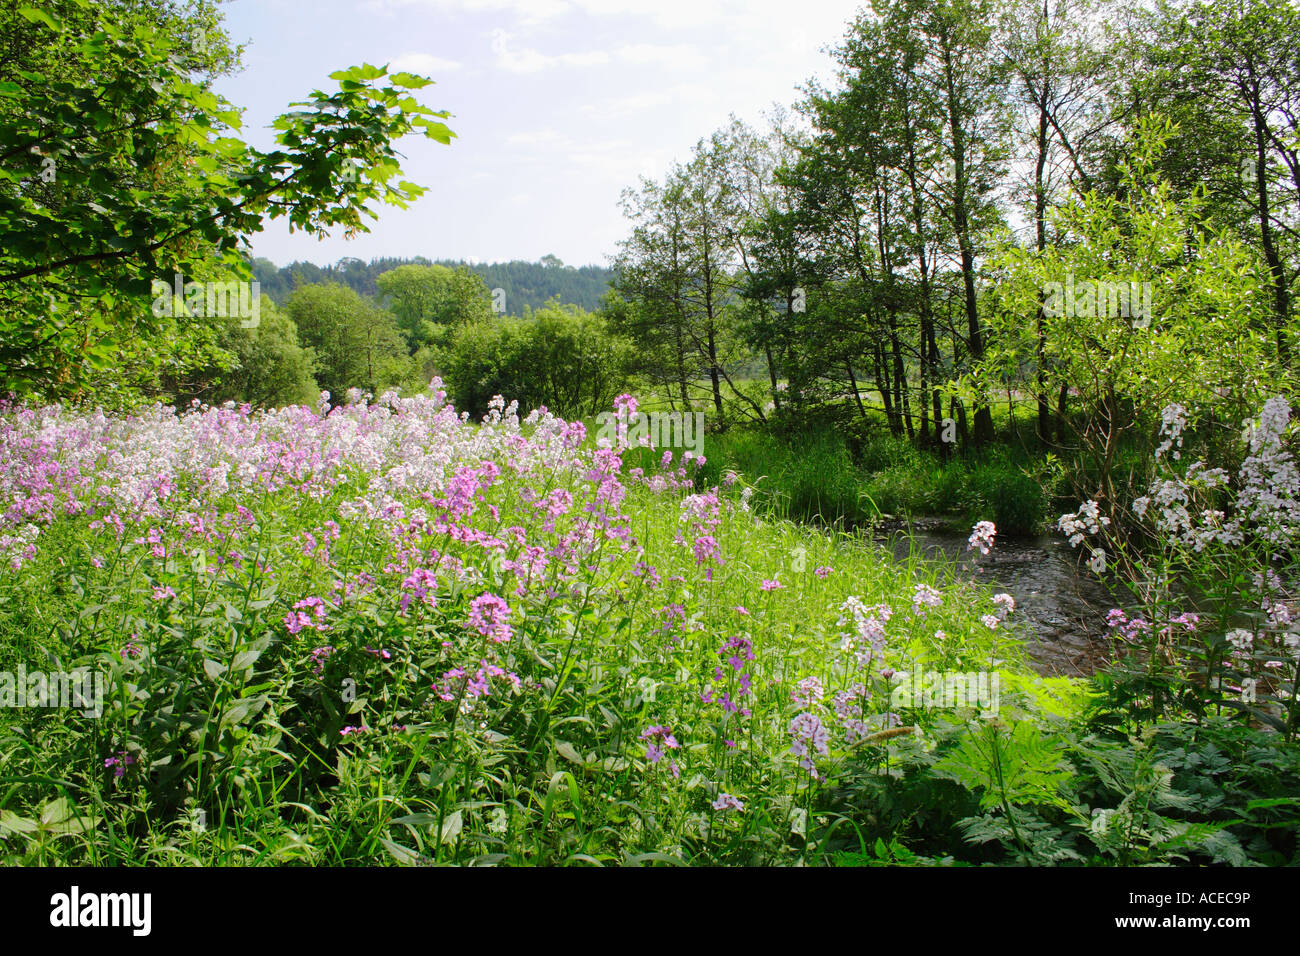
[376,263,494,351]
[285,283,413,398]
[0,0,453,401]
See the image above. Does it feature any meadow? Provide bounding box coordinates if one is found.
[1,387,1296,866]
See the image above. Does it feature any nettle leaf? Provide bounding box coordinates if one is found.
[438,810,463,845]
[39,798,73,826]
[230,648,262,672]
[0,811,38,836]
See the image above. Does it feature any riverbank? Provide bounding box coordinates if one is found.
[676,425,1117,674]
[873,517,1117,677]
[686,423,1063,536]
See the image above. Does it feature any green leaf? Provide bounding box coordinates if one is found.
[438,810,463,845]
[378,837,419,865]
[388,72,433,89]
[230,648,261,672]
[17,6,61,30]
[40,797,72,826]
[555,741,586,766]
[0,811,38,835]
[391,812,439,827]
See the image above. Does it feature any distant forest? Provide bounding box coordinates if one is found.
[250,255,615,315]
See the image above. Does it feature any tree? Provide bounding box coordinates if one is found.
[285,283,412,397]
[796,20,923,438]
[442,302,633,419]
[904,0,1011,446]
[996,0,1116,444]
[723,112,810,419]
[986,119,1278,521]
[613,176,699,412]
[375,263,494,352]
[205,299,318,409]
[525,301,634,419]
[0,0,454,400]
[1133,0,1300,367]
[613,133,763,423]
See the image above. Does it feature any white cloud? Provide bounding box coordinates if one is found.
[580,83,712,118]
[368,0,860,37]
[501,128,646,178]
[388,52,463,74]
[538,0,856,34]
[505,129,567,146]
[486,35,709,75]
[614,43,708,72]
[366,0,573,25]
[490,29,611,72]
[581,90,674,116]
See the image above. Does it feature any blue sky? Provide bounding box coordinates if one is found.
[213,0,863,269]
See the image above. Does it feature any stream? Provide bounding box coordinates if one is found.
[872,518,1121,677]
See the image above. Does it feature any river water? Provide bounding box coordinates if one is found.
[871,519,1122,677]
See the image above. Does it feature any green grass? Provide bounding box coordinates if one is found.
[5,396,1294,867]
[0,400,1037,866]
[678,421,1060,536]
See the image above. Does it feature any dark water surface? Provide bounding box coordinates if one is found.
[872,519,1121,677]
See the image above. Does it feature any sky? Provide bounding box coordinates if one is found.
[212,0,865,270]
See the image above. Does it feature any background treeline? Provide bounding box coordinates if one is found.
[6,0,1299,538]
[602,0,1300,528]
[250,255,615,315]
[190,261,634,421]
[219,256,626,419]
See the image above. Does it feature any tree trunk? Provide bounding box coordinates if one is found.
[847,360,867,419]
[941,39,993,446]
[1251,106,1291,367]
[1034,51,1053,445]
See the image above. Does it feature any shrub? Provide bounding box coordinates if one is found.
[443,303,634,419]
[285,283,414,397]
[207,300,319,408]
[962,460,1050,536]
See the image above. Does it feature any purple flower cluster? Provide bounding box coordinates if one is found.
[788,713,829,778]
[467,592,514,644]
[640,724,681,777]
[104,750,135,778]
[702,634,755,715]
[284,596,329,635]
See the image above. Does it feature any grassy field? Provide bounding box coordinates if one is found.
[615,381,1067,535]
[1,392,1294,866]
[0,392,1046,865]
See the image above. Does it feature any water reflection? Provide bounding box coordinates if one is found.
[872,519,1122,678]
